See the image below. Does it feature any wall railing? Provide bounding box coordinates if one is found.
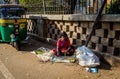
[26,0,120,14]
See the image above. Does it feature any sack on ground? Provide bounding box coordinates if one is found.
[76,46,100,67]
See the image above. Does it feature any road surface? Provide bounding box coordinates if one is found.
[0,39,120,79]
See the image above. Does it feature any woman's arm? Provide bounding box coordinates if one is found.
[62,39,71,53]
[56,39,61,56]
[66,39,71,51]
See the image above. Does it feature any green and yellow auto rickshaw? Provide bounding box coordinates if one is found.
[0,4,27,50]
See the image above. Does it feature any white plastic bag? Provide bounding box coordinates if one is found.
[37,54,51,62]
[37,51,53,62]
[76,46,100,67]
[32,47,53,62]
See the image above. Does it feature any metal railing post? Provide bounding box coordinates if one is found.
[43,0,46,14]
[85,0,107,46]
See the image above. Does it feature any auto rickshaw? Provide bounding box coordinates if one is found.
[0,4,27,50]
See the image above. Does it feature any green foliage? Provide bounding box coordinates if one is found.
[19,0,43,6]
[19,0,28,6]
[105,0,120,14]
[19,0,62,6]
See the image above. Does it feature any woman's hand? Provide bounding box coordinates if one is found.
[62,50,69,54]
[62,50,68,53]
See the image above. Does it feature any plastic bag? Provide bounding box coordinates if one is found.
[36,47,50,53]
[32,47,53,62]
[51,56,76,63]
[37,53,52,62]
[76,46,100,67]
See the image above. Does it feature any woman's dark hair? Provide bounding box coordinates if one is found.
[60,32,68,38]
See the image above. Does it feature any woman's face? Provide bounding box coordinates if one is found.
[61,36,66,41]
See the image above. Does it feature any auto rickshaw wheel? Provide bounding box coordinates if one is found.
[12,41,21,50]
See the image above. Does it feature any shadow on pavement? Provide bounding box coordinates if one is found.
[20,39,55,52]
[95,53,112,70]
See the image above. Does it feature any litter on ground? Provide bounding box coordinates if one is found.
[31,46,100,67]
[31,47,76,63]
[76,46,100,67]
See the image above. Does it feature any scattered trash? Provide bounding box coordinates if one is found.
[32,46,99,66]
[86,67,98,73]
[31,47,76,63]
[51,55,76,63]
[76,46,100,67]
[35,47,51,54]
[31,47,53,62]
[37,53,52,62]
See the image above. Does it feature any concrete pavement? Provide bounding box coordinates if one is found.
[0,39,120,79]
[0,60,15,79]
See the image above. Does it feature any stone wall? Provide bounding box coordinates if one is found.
[45,20,120,56]
[26,14,120,57]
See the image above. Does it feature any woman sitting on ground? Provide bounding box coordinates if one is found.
[53,32,75,56]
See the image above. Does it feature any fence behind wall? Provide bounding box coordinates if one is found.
[26,0,120,14]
